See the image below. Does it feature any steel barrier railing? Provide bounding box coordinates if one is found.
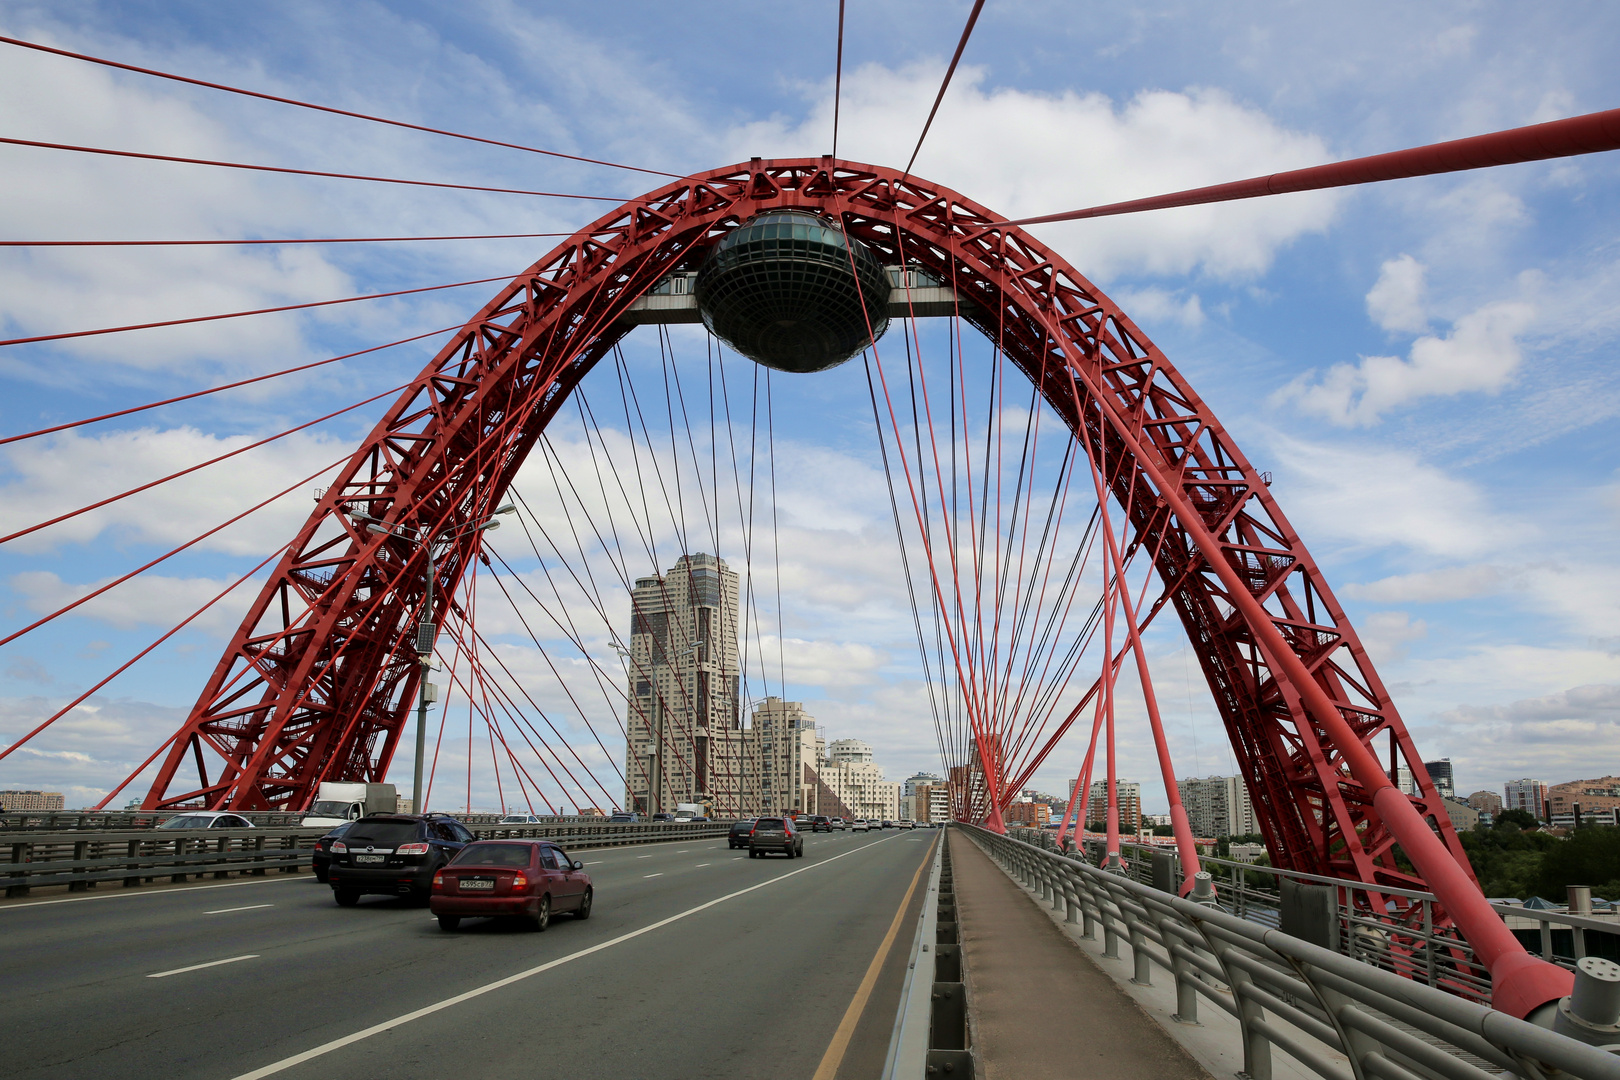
[966,825,1620,1080]
[2,820,734,896]
[0,810,615,831]
[1011,828,1620,998]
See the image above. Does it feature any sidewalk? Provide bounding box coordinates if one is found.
[949,829,1213,1080]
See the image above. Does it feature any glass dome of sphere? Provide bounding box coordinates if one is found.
[694,209,891,374]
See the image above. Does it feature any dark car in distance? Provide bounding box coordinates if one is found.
[327,813,475,905]
[728,819,757,849]
[311,821,355,883]
[748,817,803,858]
[430,840,592,932]
[802,815,831,833]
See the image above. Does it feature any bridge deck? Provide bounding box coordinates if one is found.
[950,829,1213,1079]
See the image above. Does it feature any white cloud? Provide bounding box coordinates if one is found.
[1279,298,1535,425]
[730,66,1339,281]
[1366,253,1429,334]
[1267,433,1518,558]
[1344,564,1518,603]
[1113,286,1206,329]
[1357,610,1428,664]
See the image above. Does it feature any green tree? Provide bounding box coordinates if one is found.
[1538,826,1620,901]
[1496,807,1538,830]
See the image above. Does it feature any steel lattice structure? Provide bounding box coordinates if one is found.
[141,157,1568,1014]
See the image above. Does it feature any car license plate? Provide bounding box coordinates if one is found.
[355,855,385,864]
[460,877,495,890]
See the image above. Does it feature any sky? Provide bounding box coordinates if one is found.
[0,0,1616,814]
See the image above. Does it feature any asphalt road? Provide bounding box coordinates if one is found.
[0,828,938,1080]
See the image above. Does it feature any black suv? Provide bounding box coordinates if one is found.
[728,819,756,849]
[804,815,832,833]
[327,813,474,905]
[311,821,355,883]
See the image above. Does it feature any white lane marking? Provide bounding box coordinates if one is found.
[584,861,603,865]
[677,849,688,853]
[204,904,274,915]
[635,855,652,859]
[0,874,303,911]
[731,857,744,861]
[643,873,663,879]
[148,954,259,979]
[695,863,710,868]
[228,833,904,1080]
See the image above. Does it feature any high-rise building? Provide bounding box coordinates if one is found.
[0,790,64,812]
[908,784,950,823]
[1081,779,1141,832]
[1394,765,1418,796]
[623,554,745,816]
[1503,779,1548,821]
[749,698,822,816]
[1176,775,1258,839]
[903,771,942,797]
[820,750,901,821]
[828,739,874,765]
[1423,759,1455,800]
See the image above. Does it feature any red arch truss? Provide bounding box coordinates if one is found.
[140,156,1564,1015]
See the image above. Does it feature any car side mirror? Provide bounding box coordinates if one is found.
[572,860,584,871]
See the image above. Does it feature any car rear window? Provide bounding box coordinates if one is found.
[450,843,534,868]
[755,818,784,829]
[345,821,420,847]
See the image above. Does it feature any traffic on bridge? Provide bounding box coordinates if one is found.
[3,4,1620,1078]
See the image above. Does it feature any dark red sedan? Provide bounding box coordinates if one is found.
[429,840,592,931]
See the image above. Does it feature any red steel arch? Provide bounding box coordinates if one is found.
[141,157,1564,1014]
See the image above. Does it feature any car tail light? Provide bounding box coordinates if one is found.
[396,842,430,855]
[511,873,528,889]
[432,873,444,888]
[331,841,347,853]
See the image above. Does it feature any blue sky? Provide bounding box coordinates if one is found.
[0,0,1616,813]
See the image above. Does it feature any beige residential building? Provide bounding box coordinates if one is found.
[821,759,901,821]
[1,790,64,812]
[1467,790,1504,815]
[1547,776,1620,819]
[748,697,823,816]
[623,554,746,816]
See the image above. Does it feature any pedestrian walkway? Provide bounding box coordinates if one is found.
[949,829,1212,1080]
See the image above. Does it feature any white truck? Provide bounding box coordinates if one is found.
[301,782,398,828]
[673,802,708,821]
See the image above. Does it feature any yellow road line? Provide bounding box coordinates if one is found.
[811,833,936,1080]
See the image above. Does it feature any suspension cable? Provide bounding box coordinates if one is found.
[0,34,679,178]
[0,137,623,202]
[832,0,847,158]
[0,232,574,248]
[0,323,456,447]
[1001,105,1620,227]
[902,0,985,179]
[0,274,510,349]
[0,380,409,547]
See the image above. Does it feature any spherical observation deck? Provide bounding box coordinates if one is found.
[694,209,891,373]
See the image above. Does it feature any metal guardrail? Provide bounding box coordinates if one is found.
[0,811,613,831]
[969,825,1620,1080]
[1014,828,1620,1004]
[1,820,734,896]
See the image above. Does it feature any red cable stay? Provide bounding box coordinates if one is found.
[0,232,575,248]
[0,275,510,349]
[0,34,679,179]
[1003,105,1620,226]
[0,137,623,203]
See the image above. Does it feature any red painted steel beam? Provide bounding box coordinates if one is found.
[1005,106,1620,227]
[135,157,1562,1018]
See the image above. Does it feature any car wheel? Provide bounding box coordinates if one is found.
[748,849,758,858]
[575,888,593,920]
[314,868,328,884]
[334,889,359,907]
[531,894,551,932]
[437,914,461,931]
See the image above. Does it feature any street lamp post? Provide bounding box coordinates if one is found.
[351,503,514,815]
